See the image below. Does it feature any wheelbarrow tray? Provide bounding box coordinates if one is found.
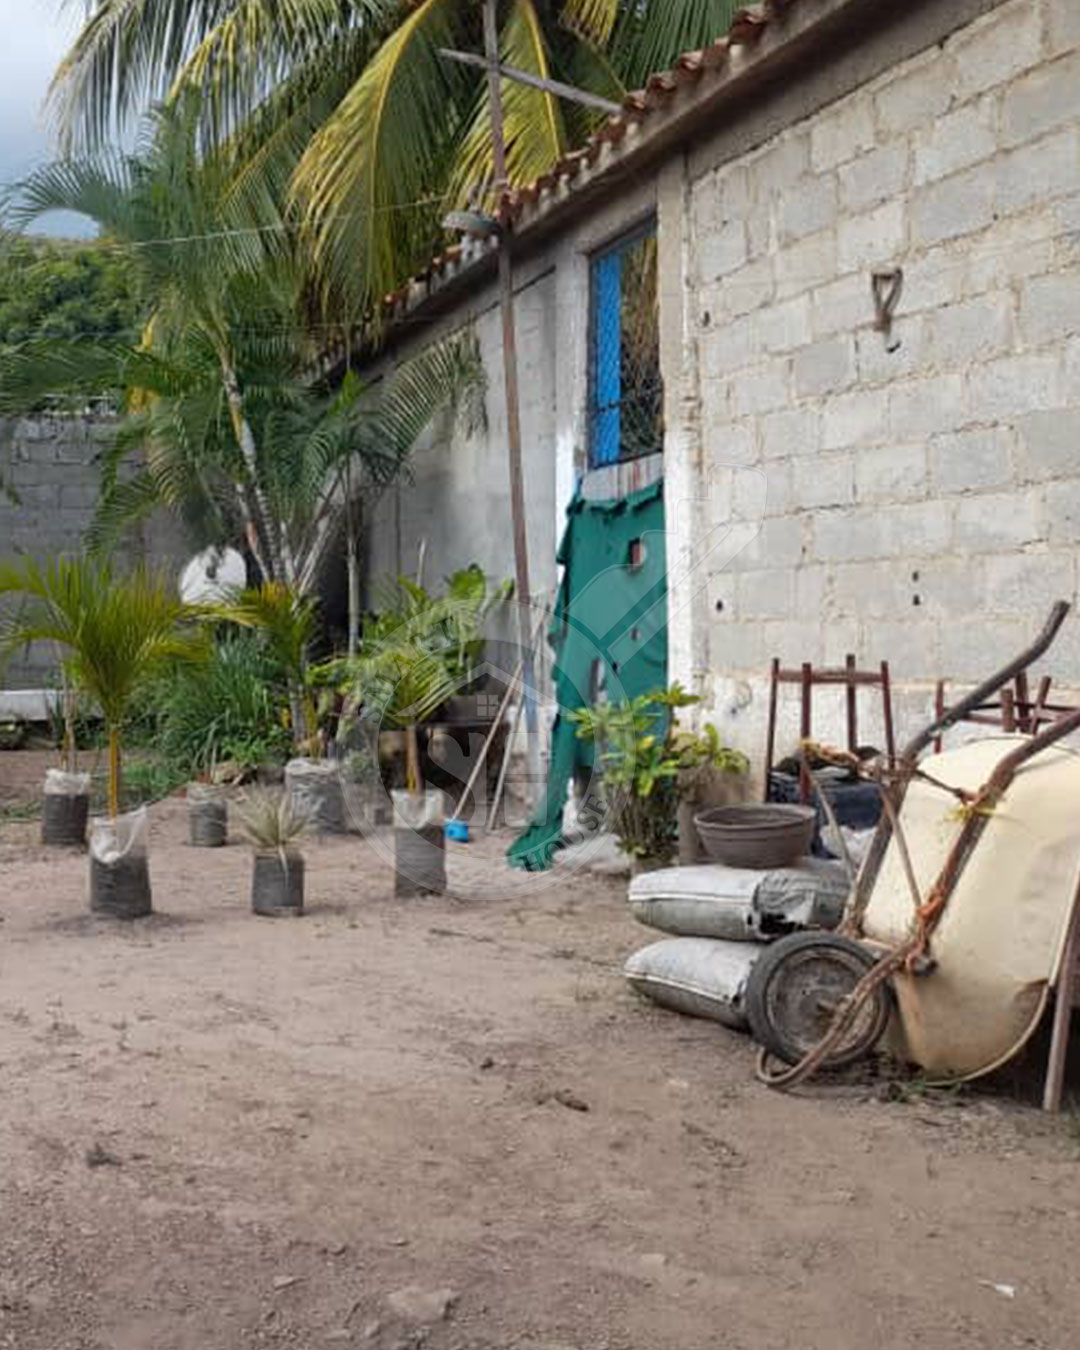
[860,735,1080,1080]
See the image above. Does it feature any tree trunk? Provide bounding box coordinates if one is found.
[405,725,422,796]
[107,724,122,819]
[288,683,309,750]
[219,352,290,587]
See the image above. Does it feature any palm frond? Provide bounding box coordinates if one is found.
[611,0,741,88]
[0,554,208,726]
[561,0,620,47]
[50,0,390,151]
[291,0,467,316]
[449,0,567,209]
[214,581,317,681]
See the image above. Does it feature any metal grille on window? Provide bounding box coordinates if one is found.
[589,227,663,468]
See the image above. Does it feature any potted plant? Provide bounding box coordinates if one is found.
[187,780,229,847]
[330,589,476,896]
[0,556,208,915]
[220,583,348,834]
[569,684,749,871]
[236,789,310,916]
[42,678,94,847]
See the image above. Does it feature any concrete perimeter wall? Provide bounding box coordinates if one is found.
[0,413,187,690]
[677,0,1080,765]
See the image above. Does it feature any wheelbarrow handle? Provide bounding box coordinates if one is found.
[848,601,1071,935]
[903,600,1070,762]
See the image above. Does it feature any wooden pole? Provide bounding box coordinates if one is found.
[439,47,623,113]
[451,659,523,821]
[1044,884,1080,1112]
[483,0,541,809]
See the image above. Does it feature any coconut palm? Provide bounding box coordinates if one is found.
[51,2,742,317]
[0,556,208,816]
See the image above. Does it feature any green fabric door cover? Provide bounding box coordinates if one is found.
[509,479,667,871]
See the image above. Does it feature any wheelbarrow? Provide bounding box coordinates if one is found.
[749,601,1080,1104]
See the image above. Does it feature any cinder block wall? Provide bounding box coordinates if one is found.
[0,413,188,688]
[689,0,1080,764]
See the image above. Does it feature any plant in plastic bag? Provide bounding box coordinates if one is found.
[236,789,311,915]
[89,806,153,919]
[214,582,319,753]
[570,684,749,865]
[0,556,208,818]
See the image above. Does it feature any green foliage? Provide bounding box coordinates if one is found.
[570,683,748,861]
[216,583,317,687]
[0,554,208,813]
[137,631,293,778]
[1,98,488,588]
[325,565,509,792]
[51,0,743,319]
[0,237,143,348]
[365,565,511,683]
[115,757,189,812]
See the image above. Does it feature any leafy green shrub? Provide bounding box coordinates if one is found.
[139,632,292,778]
[570,684,748,863]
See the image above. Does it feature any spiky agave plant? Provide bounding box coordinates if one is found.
[236,789,311,852]
[0,556,208,816]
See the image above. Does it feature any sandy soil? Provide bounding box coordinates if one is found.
[0,753,1079,1350]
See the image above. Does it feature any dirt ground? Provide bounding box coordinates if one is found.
[1,752,1079,1350]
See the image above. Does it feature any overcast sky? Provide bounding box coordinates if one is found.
[0,2,95,236]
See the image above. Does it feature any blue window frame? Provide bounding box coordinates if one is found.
[588,222,662,468]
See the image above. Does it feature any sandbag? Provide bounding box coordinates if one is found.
[42,769,91,847]
[624,938,760,1028]
[628,857,849,941]
[89,808,152,919]
[286,758,346,835]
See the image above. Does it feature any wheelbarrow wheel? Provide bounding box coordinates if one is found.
[746,932,891,1069]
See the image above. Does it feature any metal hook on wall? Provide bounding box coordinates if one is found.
[871,268,904,353]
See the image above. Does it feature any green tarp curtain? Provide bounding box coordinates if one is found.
[508,479,667,871]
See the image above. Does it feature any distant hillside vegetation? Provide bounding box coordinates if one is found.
[0,237,143,347]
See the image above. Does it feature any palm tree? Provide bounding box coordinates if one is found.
[0,556,208,816]
[50,2,741,318]
[0,99,487,610]
[215,581,318,750]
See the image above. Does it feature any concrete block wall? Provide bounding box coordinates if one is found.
[686,0,1080,764]
[0,413,187,688]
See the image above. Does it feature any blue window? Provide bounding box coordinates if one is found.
[588,223,663,468]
